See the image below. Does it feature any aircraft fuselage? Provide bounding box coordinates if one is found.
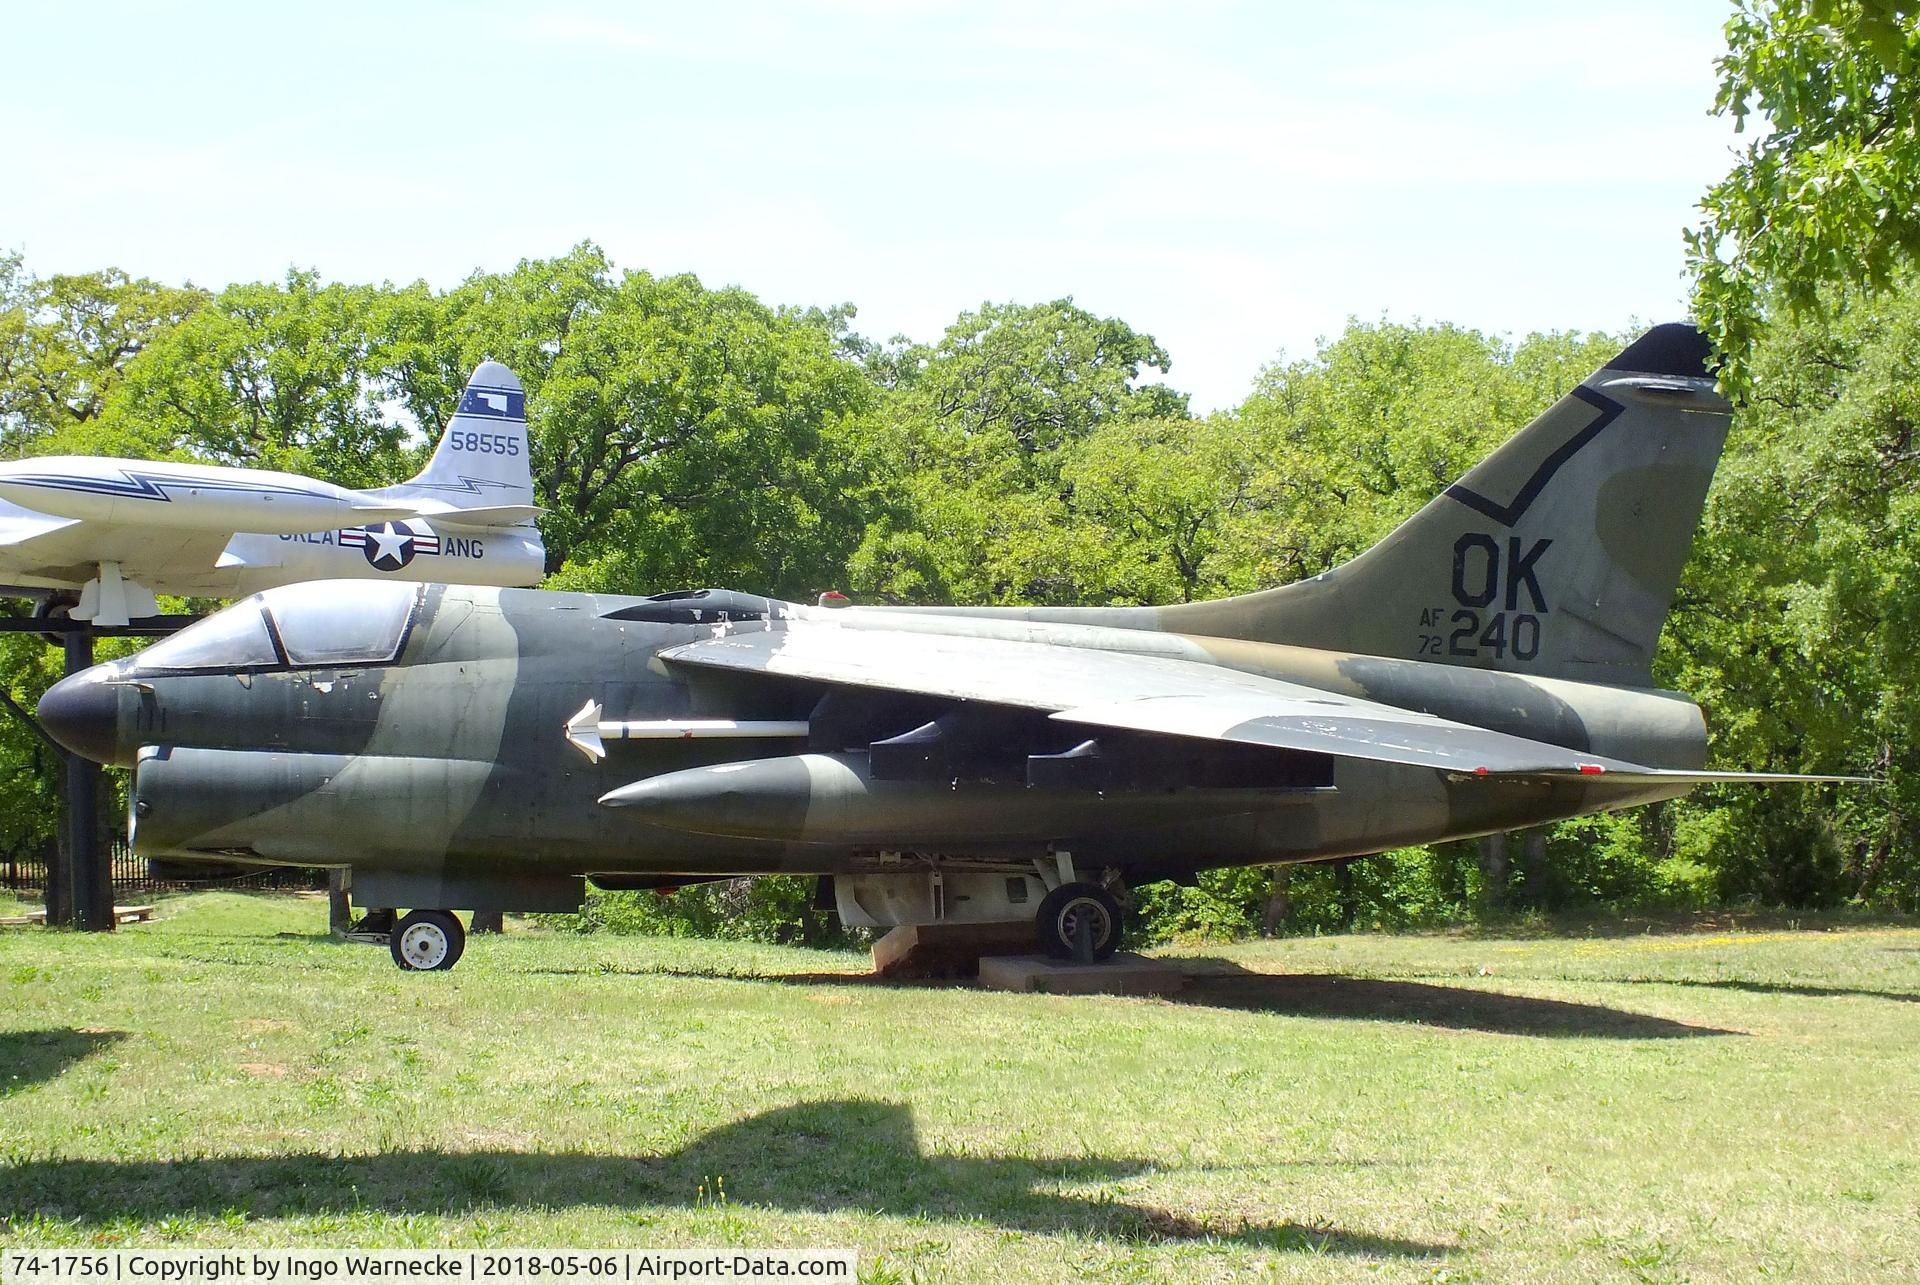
[43,582,1706,912]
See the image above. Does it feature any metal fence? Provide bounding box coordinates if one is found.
[1,846,324,895]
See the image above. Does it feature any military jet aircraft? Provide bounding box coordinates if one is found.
[0,361,545,625]
[37,324,1862,970]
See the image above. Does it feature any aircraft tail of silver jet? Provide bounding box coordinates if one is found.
[367,360,540,528]
[1157,324,1732,687]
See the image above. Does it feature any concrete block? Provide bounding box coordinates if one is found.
[871,920,1038,979]
[977,952,1189,996]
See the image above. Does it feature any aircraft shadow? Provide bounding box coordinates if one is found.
[1,1100,1446,1257]
[1168,963,1739,1038]
[524,960,1735,1038]
[1642,978,1920,1004]
[0,1027,123,1096]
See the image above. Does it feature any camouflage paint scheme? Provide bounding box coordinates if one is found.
[37,325,1843,925]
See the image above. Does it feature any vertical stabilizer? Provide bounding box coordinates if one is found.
[371,360,537,523]
[1158,325,1733,687]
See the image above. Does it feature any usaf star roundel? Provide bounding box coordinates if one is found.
[361,521,421,570]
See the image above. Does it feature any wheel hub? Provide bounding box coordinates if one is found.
[1057,897,1111,946]
[398,922,449,969]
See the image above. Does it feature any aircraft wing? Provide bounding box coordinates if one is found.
[0,499,241,598]
[0,507,83,547]
[659,624,1866,783]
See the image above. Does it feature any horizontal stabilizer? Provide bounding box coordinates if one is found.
[409,503,544,530]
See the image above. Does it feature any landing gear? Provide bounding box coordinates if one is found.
[1035,881,1122,962]
[32,592,77,648]
[390,909,465,971]
[344,907,396,945]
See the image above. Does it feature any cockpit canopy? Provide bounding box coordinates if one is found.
[132,581,422,672]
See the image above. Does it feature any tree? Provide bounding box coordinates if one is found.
[885,298,1187,459]
[849,299,1189,605]
[533,270,883,597]
[1659,286,1920,908]
[84,270,406,486]
[1690,2,1920,392]
[0,264,207,455]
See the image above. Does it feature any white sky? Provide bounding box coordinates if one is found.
[4,1,1741,411]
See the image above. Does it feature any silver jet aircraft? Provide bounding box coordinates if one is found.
[37,325,1860,969]
[0,361,544,624]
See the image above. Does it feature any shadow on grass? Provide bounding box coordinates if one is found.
[1169,963,1738,1037]
[0,1100,1446,1257]
[1438,909,1919,940]
[1646,978,1919,1004]
[0,1028,123,1095]
[528,960,1736,1039]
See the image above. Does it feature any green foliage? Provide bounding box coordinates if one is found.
[89,271,407,483]
[848,299,1186,604]
[1690,2,1920,392]
[0,261,207,454]
[1660,285,1920,912]
[0,631,66,864]
[558,878,860,949]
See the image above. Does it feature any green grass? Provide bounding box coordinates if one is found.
[2,893,1918,1282]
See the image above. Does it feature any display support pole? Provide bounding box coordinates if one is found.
[62,629,113,932]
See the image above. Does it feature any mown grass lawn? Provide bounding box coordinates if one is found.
[1,893,1917,1283]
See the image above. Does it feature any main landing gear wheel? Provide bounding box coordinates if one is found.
[33,593,77,648]
[390,910,465,971]
[1036,882,1122,962]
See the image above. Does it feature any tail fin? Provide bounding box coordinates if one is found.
[1161,324,1732,687]
[371,359,538,524]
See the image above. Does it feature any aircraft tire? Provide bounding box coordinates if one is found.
[390,909,465,971]
[1036,882,1122,962]
[33,594,76,648]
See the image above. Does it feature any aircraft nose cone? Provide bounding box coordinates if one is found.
[37,670,125,765]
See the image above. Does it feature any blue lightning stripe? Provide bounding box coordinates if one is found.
[0,469,326,503]
[401,475,521,496]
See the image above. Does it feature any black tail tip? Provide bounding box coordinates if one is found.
[1604,323,1714,379]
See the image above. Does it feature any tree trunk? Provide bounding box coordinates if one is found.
[1479,832,1510,909]
[1521,827,1549,905]
[1261,865,1293,936]
[327,869,352,935]
[470,910,504,934]
[44,833,71,927]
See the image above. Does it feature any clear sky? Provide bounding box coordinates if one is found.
[5,1,1739,411]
